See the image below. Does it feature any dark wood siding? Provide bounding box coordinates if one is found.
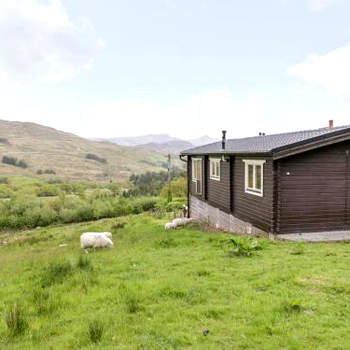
[277,141,350,233]
[206,157,231,212]
[189,156,205,201]
[233,157,274,232]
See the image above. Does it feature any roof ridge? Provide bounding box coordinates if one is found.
[226,124,350,142]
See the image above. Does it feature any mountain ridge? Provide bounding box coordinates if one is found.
[0,120,181,182]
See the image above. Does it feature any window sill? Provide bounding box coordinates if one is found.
[245,188,263,197]
[210,176,220,181]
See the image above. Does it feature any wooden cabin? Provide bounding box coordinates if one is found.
[180,121,350,235]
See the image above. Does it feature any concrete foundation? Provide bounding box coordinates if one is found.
[189,195,269,237]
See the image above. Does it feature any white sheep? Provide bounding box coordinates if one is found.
[80,232,114,249]
[165,222,176,230]
[172,218,194,227]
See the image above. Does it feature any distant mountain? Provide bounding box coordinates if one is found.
[136,140,193,154]
[0,120,182,182]
[95,134,181,147]
[189,135,218,147]
[92,134,218,154]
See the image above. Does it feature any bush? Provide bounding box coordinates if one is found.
[160,177,187,199]
[0,184,14,199]
[86,153,107,164]
[0,177,9,184]
[17,160,28,169]
[88,320,104,343]
[37,169,56,175]
[225,237,262,257]
[2,156,28,168]
[36,185,59,197]
[91,188,113,199]
[4,302,29,336]
[2,155,17,166]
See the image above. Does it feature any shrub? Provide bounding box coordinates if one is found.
[283,300,303,313]
[225,237,262,257]
[0,177,9,184]
[37,169,56,175]
[17,160,28,168]
[2,156,28,168]
[91,188,113,199]
[4,302,29,336]
[160,177,187,199]
[2,155,17,166]
[36,185,59,197]
[86,153,107,164]
[88,320,104,343]
[0,184,14,199]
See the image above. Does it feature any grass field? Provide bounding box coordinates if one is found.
[1,214,350,349]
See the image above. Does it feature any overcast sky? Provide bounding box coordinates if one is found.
[0,0,349,139]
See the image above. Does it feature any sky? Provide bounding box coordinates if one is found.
[0,0,350,140]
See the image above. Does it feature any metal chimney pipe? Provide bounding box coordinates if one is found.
[222,130,226,150]
[329,120,334,130]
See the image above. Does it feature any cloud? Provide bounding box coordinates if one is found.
[0,0,103,82]
[308,0,338,11]
[287,43,350,97]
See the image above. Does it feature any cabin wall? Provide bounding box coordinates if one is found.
[277,141,350,233]
[233,156,274,233]
[188,154,274,234]
[206,157,231,213]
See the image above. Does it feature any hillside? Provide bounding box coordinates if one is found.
[0,120,181,182]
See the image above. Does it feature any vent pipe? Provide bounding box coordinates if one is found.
[329,120,334,130]
[222,130,226,150]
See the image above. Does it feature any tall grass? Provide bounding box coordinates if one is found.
[4,302,29,336]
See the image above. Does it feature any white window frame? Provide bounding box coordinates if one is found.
[191,158,202,194]
[209,158,221,181]
[243,159,266,197]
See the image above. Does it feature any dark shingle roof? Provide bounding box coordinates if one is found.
[181,125,350,155]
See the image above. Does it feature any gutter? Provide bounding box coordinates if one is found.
[179,155,190,218]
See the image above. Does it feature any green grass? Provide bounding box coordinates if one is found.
[1,214,350,349]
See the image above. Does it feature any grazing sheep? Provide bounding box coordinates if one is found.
[172,218,194,227]
[165,222,176,230]
[80,232,114,249]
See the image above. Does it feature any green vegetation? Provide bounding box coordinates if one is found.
[85,153,107,164]
[0,176,186,231]
[36,169,56,175]
[129,169,186,196]
[0,214,350,348]
[2,156,28,169]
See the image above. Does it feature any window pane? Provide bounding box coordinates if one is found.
[216,162,220,177]
[248,164,254,188]
[255,165,262,190]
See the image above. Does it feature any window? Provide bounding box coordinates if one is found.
[243,159,266,196]
[209,158,221,181]
[192,158,202,194]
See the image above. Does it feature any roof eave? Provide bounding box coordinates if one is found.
[272,128,350,159]
[180,150,273,157]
